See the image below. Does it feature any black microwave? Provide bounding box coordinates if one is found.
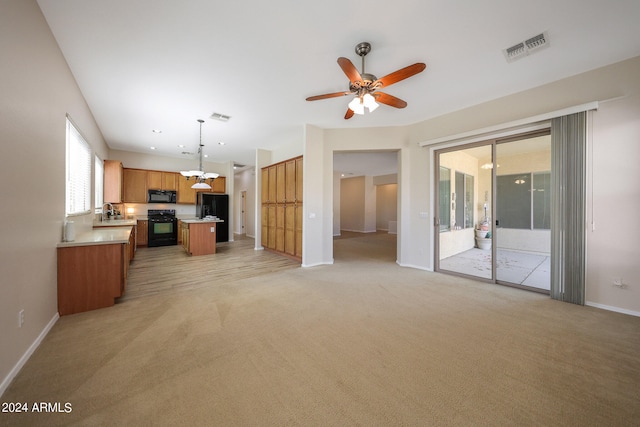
[148,190,177,203]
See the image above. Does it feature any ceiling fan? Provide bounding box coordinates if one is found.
[306,42,426,119]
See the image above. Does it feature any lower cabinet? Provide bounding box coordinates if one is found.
[181,221,217,256]
[181,221,190,253]
[57,242,130,316]
[137,220,148,246]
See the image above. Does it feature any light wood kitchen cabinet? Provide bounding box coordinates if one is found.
[181,221,189,252]
[211,176,226,193]
[177,175,226,203]
[261,155,302,260]
[123,168,148,203]
[148,171,177,191]
[137,220,148,246]
[177,175,197,204]
[57,227,134,316]
[104,160,123,203]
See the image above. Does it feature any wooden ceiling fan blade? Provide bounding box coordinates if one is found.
[376,63,426,88]
[344,108,355,119]
[306,91,351,101]
[375,92,408,109]
[337,57,363,84]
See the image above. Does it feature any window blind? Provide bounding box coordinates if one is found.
[66,118,92,216]
[95,155,104,213]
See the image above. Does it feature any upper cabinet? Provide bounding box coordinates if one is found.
[211,176,226,194]
[123,169,148,203]
[176,175,197,204]
[177,175,226,204]
[109,163,224,204]
[104,160,123,203]
[147,171,177,191]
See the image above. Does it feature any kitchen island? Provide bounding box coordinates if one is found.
[180,218,224,256]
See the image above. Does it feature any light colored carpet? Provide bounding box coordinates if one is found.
[2,232,639,426]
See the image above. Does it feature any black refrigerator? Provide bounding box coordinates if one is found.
[195,193,229,242]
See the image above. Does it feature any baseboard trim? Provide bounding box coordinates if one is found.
[586,302,640,317]
[397,261,433,272]
[0,312,59,397]
[302,260,334,268]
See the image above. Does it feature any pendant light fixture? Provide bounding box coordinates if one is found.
[180,119,218,189]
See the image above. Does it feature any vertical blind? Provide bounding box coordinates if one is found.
[66,118,92,216]
[550,112,586,305]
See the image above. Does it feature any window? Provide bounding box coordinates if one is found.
[66,118,92,216]
[496,172,550,229]
[95,155,104,214]
[439,166,450,232]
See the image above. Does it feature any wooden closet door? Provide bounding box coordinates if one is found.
[295,157,303,202]
[261,168,270,203]
[285,159,296,203]
[285,203,295,255]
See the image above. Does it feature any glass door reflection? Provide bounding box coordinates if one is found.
[436,144,493,280]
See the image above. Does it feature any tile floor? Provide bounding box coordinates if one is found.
[439,248,550,291]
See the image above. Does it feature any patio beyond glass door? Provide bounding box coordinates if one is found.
[437,145,493,280]
[495,136,551,290]
[435,131,551,292]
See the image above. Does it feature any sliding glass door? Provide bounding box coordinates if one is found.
[495,135,551,290]
[435,131,551,292]
[436,144,493,280]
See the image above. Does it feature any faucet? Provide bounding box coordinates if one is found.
[102,203,114,221]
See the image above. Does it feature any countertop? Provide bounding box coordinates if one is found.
[92,219,138,227]
[58,226,133,248]
[181,218,225,224]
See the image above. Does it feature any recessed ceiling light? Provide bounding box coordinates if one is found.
[152,129,162,133]
[203,154,209,158]
[218,142,225,146]
[150,146,157,150]
[178,144,185,148]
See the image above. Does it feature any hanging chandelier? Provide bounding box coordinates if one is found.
[180,119,219,189]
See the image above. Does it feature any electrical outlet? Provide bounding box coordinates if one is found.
[18,309,24,328]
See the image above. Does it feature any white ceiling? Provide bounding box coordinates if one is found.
[37,0,640,176]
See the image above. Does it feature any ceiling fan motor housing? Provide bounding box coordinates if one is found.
[355,42,371,57]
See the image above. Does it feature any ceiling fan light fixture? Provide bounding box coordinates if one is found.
[363,93,379,112]
[348,97,365,115]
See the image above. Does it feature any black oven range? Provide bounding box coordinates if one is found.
[147,209,178,247]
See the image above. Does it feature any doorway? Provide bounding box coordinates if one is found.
[333,150,399,263]
[435,131,551,292]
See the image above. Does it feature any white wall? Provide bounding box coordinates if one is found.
[586,93,640,314]
[0,0,110,395]
[376,184,398,231]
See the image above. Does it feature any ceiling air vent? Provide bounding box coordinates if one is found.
[503,31,549,63]
[210,112,231,122]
